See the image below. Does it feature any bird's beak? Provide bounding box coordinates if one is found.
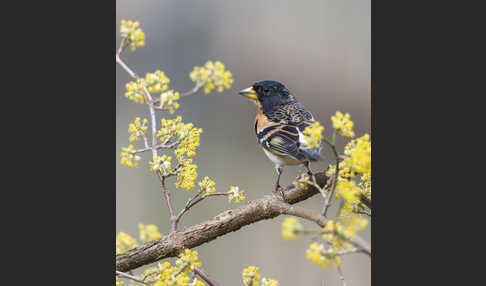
[239,86,258,101]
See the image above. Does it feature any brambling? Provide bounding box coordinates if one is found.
[239,80,323,199]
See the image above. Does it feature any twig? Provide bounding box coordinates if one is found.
[194,268,221,286]
[116,271,151,285]
[175,192,229,227]
[180,83,204,98]
[336,265,347,286]
[321,138,340,216]
[158,173,177,232]
[117,47,178,232]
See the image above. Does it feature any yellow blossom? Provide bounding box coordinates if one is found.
[124,70,170,104]
[190,61,233,94]
[303,121,324,149]
[343,134,371,176]
[242,266,260,286]
[359,174,371,197]
[159,90,180,114]
[176,249,202,274]
[262,278,279,286]
[175,158,198,190]
[157,116,183,143]
[138,224,163,243]
[125,79,146,104]
[331,111,355,138]
[336,180,361,208]
[227,186,246,203]
[198,176,216,194]
[128,117,148,142]
[120,20,145,51]
[140,267,160,283]
[116,232,138,255]
[281,217,303,240]
[338,214,369,239]
[120,145,141,168]
[150,155,173,176]
[116,275,124,286]
[174,124,203,160]
[144,70,170,94]
[306,242,341,270]
[189,279,206,286]
[157,117,203,160]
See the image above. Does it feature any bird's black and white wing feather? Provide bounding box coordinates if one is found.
[257,102,323,163]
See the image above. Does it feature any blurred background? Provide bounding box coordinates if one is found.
[116,0,370,285]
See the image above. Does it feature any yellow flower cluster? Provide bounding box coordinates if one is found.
[190,61,233,94]
[145,70,171,94]
[124,80,146,103]
[157,116,183,143]
[138,223,163,243]
[141,267,161,283]
[136,250,202,286]
[261,278,279,286]
[150,155,173,176]
[176,158,198,190]
[190,279,206,286]
[303,121,324,149]
[157,117,203,158]
[342,134,371,177]
[242,266,278,286]
[120,144,141,168]
[116,232,138,255]
[198,176,216,195]
[116,275,123,286]
[128,117,148,142]
[174,123,203,160]
[176,249,202,274]
[124,70,170,104]
[242,266,260,286]
[153,261,191,286]
[227,186,246,203]
[306,242,341,270]
[281,217,303,240]
[320,218,367,255]
[359,174,371,197]
[120,20,145,51]
[331,111,355,138]
[159,90,180,114]
[336,180,361,206]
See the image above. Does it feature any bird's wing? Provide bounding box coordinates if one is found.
[258,102,322,161]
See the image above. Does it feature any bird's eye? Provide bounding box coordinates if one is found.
[263,88,270,94]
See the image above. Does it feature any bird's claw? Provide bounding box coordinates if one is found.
[274,185,287,201]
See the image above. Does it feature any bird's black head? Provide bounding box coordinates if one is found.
[239,80,296,113]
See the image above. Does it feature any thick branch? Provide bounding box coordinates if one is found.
[116,173,341,272]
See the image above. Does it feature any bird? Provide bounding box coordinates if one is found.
[239,80,323,199]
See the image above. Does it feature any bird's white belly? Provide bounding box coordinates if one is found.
[263,148,302,166]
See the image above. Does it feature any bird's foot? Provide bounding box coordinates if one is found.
[274,185,287,202]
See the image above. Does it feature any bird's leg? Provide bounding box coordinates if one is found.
[303,161,317,185]
[303,161,313,176]
[273,165,285,201]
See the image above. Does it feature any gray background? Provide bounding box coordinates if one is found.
[116,0,370,285]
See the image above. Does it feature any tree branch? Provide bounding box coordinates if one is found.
[194,268,221,286]
[116,173,369,272]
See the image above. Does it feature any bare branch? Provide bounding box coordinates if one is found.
[194,268,221,286]
[175,192,229,227]
[321,138,340,216]
[180,83,204,98]
[116,173,369,272]
[116,271,151,285]
[157,173,177,232]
